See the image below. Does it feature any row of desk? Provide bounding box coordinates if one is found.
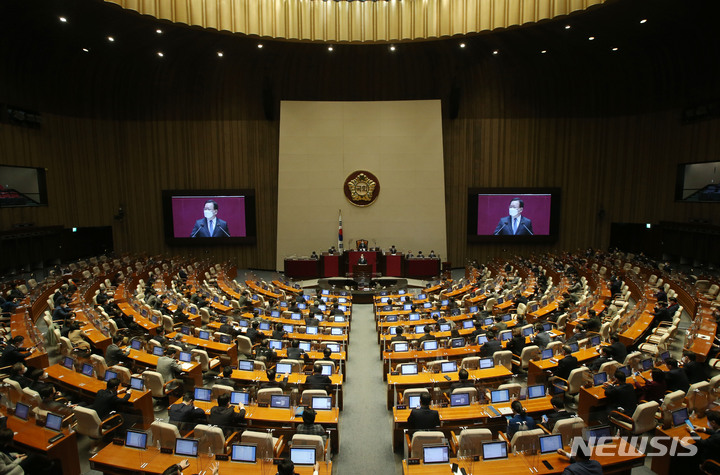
[284,251,441,279]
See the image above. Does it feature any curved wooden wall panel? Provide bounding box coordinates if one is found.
[104,0,606,42]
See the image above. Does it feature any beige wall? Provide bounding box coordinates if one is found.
[276,100,447,270]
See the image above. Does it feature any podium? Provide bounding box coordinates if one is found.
[353,263,372,283]
[347,250,379,274]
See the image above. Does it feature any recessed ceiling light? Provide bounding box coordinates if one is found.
[612,47,619,51]
[257,44,263,49]
[541,50,547,54]
[492,49,499,55]
[328,46,334,52]
[107,36,115,42]
[157,51,164,57]
[217,51,224,57]
[459,43,466,48]
[564,25,571,30]
[390,45,396,52]
[156,29,163,34]
[82,48,89,53]
[588,36,595,41]
[640,19,647,24]
[59,16,67,23]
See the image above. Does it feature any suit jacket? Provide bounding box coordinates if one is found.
[554,355,579,381]
[208,405,246,435]
[93,388,131,419]
[407,406,440,430]
[305,374,332,390]
[105,344,125,367]
[546,409,575,431]
[169,402,206,430]
[0,451,23,475]
[604,382,637,415]
[157,356,182,384]
[480,339,502,357]
[190,218,229,238]
[609,342,628,364]
[666,368,690,392]
[494,215,534,236]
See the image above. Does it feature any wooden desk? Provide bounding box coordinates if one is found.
[619,309,654,347]
[9,311,49,369]
[404,257,440,279]
[651,412,710,475]
[75,309,112,351]
[3,407,80,475]
[382,345,483,378]
[91,444,332,474]
[401,438,644,474]
[125,349,203,387]
[117,301,161,334]
[44,364,154,428]
[527,347,601,385]
[168,332,238,361]
[386,366,512,409]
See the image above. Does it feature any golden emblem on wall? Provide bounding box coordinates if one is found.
[344,170,380,207]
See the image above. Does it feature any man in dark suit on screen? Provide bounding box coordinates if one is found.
[494,198,533,235]
[190,199,230,237]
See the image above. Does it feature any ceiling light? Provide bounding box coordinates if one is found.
[82,48,89,53]
[640,19,647,24]
[59,16,67,23]
[612,47,619,51]
[157,51,164,57]
[156,29,163,34]
[459,43,466,48]
[541,50,547,54]
[217,51,224,57]
[492,50,499,55]
[588,36,595,41]
[257,44,263,49]
[107,36,115,42]
[328,46,334,52]
[390,45,396,52]
[564,25,571,30]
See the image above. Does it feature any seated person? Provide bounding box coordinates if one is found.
[687,411,720,466]
[637,368,667,404]
[417,326,436,343]
[588,346,614,372]
[391,327,407,343]
[608,334,628,364]
[254,340,277,363]
[0,427,56,474]
[260,368,286,390]
[543,396,575,431]
[208,393,246,436]
[450,369,475,392]
[506,327,526,357]
[604,370,638,417]
[287,340,310,363]
[491,315,508,332]
[92,377,132,419]
[507,400,536,439]
[556,445,602,475]
[553,346,579,381]
[169,392,207,431]
[480,331,502,357]
[407,392,440,431]
[296,407,327,443]
[665,358,690,393]
[320,347,333,362]
[0,336,32,367]
[305,364,332,392]
[566,323,588,345]
[272,323,287,340]
[277,459,319,475]
[214,366,237,389]
[7,363,35,389]
[38,385,74,418]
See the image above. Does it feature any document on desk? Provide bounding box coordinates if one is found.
[181,363,194,371]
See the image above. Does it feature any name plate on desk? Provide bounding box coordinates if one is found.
[396,405,407,410]
[440,402,448,408]
[407,458,420,465]
[160,447,173,454]
[258,403,269,408]
[112,438,124,446]
[215,454,229,461]
[390,371,399,376]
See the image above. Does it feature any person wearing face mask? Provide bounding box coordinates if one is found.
[190,199,230,237]
[494,198,534,235]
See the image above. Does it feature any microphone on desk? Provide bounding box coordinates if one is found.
[523,224,534,235]
[191,223,205,237]
[219,226,230,237]
[494,224,506,235]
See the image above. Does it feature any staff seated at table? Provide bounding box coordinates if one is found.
[169,392,207,431]
[296,407,327,443]
[407,393,440,431]
[0,427,58,475]
[208,393,246,436]
[507,400,537,439]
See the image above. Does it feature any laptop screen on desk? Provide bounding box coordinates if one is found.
[130,377,144,391]
[290,312,302,320]
[326,343,340,353]
[152,346,164,356]
[237,360,254,371]
[130,339,143,350]
[299,342,312,352]
[175,438,198,457]
[198,330,210,340]
[179,351,192,362]
[231,391,250,406]
[194,387,212,402]
[490,389,510,404]
[259,322,270,331]
[231,443,256,463]
[541,348,554,359]
[407,395,421,409]
[423,340,438,351]
[268,340,283,350]
[270,394,291,409]
[672,407,690,427]
[482,441,508,460]
[527,385,545,399]
[104,370,118,382]
[13,402,29,420]
[617,365,630,377]
[45,412,63,431]
[450,393,470,407]
[476,335,488,345]
[415,325,426,334]
[400,364,418,375]
[641,358,654,371]
[479,357,494,369]
[439,323,450,332]
[500,331,512,341]
[283,325,294,334]
[62,356,74,369]
[542,323,552,332]
[81,363,94,377]
[320,365,333,376]
[593,372,608,386]
[306,326,318,335]
[290,447,316,466]
[462,320,474,329]
[523,326,534,337]
[569,343,579,353]
[219,334,232,344]
[539,434,563,454]
[276,363,293,374]
[312,396,333,410]
[180,326,191,336]
[590,335,601,346]
[423,445,449,464]
[394,342,409,353]
[441,361,457,373]
[331,328,343,336]
[587,425,612,445]
[451,338,465,348]
[125,429,147,449]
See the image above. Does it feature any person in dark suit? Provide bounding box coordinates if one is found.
[0,336,33,367]
[259,368,287,390]
[449,369,475,392]
[391,327,407,342]
[105,335,129,367]
[169,392,206,431]
[507,327,526,357]
[493,198,534,236]
[554,346,579,381]
[682,351,708,384]
[407,392,440,431]
[190,199,230,237]
[92,377,131,419]
[214,366,237,389]
[544,397,575,431]
[218,317,240,338]
[507,400,537,438]
[665,358,690,392]
[480,331,502,357]
[604,370,638,416]
[687,411,720,465]
[208,393,246,436]
[608,334,628,364]
[556,445,602,475]
[305,364,332,392]
[357,254,367,265]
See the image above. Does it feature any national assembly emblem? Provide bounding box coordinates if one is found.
[344,171,380,207]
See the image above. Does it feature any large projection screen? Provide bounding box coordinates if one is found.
[277,100,447,271]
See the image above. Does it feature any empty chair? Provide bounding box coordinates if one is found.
[150,420,181,448]
[199,308,211,325]
[407,430,446,459]
[552,367,590,399]
[73,406,124,452]
[460,356,480,370]
[257,387,283,405]
[494,350,513,371]
[240,430,284,459]
[507,428,544,453]
[21,387,42,407]
[142,370,182,405]
[237,335,254,357]
[58,337,75,358]
[450,386,478,402]
[195,424,239,455]
[211,384,234,400]
[316,360,335,375]
[90,354,109,380]
[551,417,586,446]
[498,383,522,399]
[687,382,711,417]
[291,434,328,462]
[301,390,328,407]
[192,349,220,373]
[450,428,492,458]
[609,401,659,435]
[426,360,450,373]
[512,345,539,372]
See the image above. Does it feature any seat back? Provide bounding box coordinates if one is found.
[547,341,563,353]
[110,365,132,386]
[22,387,41,407]
[300,390,328,407]
[566,367,590,395]
[90,354,108,380]
[552,417,586,446]
[278,359,303,373]
[195,424,226,455]
[199,308,211,325]
[150,420,181,448]
[73,406,103,439]
[460,357,479,370]
[494,350,512,371]
[191,349,211,372]
[661,390,686,412]
[623,351,642,367]
[509,428,544,453]
[142,370,167,398]
[600,322,612,342]
[688,382,711,417]
[598,361,619,378]
[241,430,276,459]
[292,434,325,461]
[257,388,283,404]
[237,335,253,356]
[519,345,540,369]
[556,314,568,332]
[498,383,522,399]
[631,401,660,434]
[410,430,445,458]
[451,387,478,403]
[212,384,234,400]
[59,337,74,357]
[456,428,492,458]
[426,360,450,373]
[162,315,174,332]
[403,388,430,405]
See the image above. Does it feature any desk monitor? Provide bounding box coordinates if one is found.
[659,351,671,362]
[331,328,343,336]
[237,320,249,328]
[275,363,293,374]
[283,325,294,334]
[462,320,474,329]
[175,438,199,457]
[407,395,421,409]
[179,351,192,363]
[430,312,441,319]
[270,310,280,318]
[500,331,512,341]
[397,290,406,295]
[490,389,510,404]
[441,300,449,307]
[438,323,451,332]
[422,340,438,351]
[306,326,319,335]
[62,356,74,369]
[326,343,341,353]
[417,293,427,300]
[590,335,601,346]
[335,316,345,323]
[641,358,654,371]
[320,365,333,376]
[415,325,426,334]
[541,348,554,360]
[403,304,413,311]
[539,434,563,454]
[189,307,198,315]
[400,364,418,375]
[593,372,608,386]
[125,429,148,449]
[423,445,450,464]
[237,360,254,371]
[231,443,257,463]
[484,317,494,326]
[231,391,250,406]
[194,387,212,402]
[441,361,457,373]
[290,446,316,466]
[502,314,512,322]
[338,305,347,312]
[569,343,579,353]
[270,394,291,409]
[321,290,330,296]
[542,322,552,332]
[617,365,630,377]
[45,412,63,431]
[672,407,690,427]
[482,441,508,460]
[476,335,488,345]
[152,346,164,357]
[141,309,148,317]
[387,315,399,323]
[527,385,545,399]
[104,370,118,382]
[496,297,504,305]
[422,302,432,309]
[479,357,494,369]
[298,342,312,352]
[198,330,210,340]
[450,392,470,407]
[530,304,539,313]
[13,402,29,421]
[81,363,94,377]
[288,312,302,320]
[219,334,232,344]
[130,377,144,391]
[312,396,333,410]
[151,315,160,324]
[394,342,409,353]
[522,326,534,337]
[268,340,283,350]
[130,339,143,350]
[468,305,478,313]
[180,326,192,336]
[380,297,389,303]
[586,425,612,445]
[259,322,271,331]
[297,303,307,310]
[388,327,397,336]
[540,300,548,308]
[451,337,465,348]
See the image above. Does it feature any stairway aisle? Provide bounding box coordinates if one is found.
[332,303,404,474]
